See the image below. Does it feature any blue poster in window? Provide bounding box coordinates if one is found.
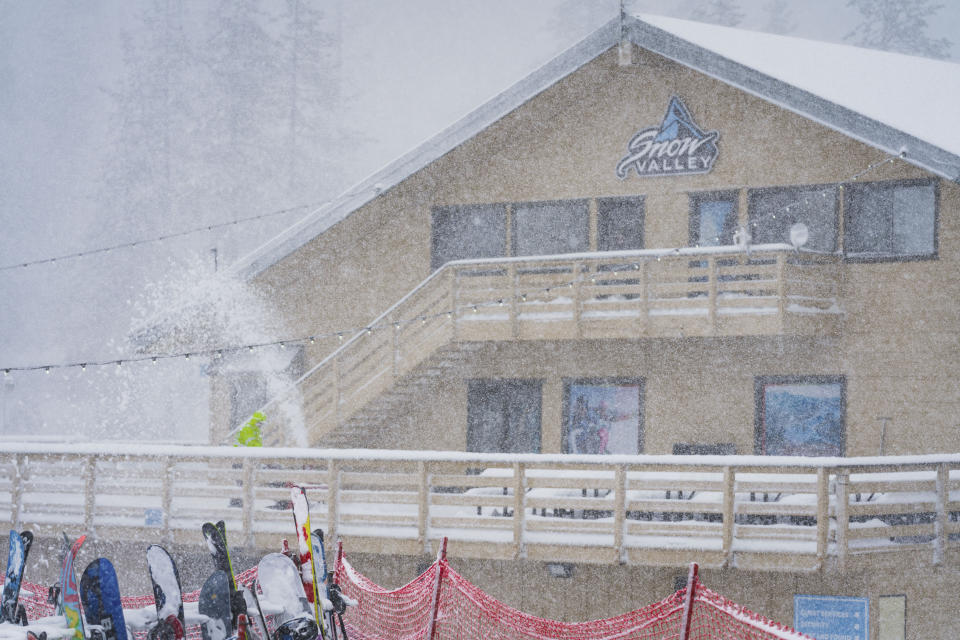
[794,595,868,640]
[762,382,843,456]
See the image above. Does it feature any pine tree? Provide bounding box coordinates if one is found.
[845,0,951,59]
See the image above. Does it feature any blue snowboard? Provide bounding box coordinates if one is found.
[1,530,33,625]
[199,570,232,640]
[80,558,129,640]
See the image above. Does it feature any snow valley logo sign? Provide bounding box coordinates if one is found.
[616,96,720,179]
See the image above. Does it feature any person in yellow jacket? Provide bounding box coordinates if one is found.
[235,411,264,447]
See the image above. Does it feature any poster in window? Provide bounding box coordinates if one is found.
[565,380,642,454]
[760,381,844,456]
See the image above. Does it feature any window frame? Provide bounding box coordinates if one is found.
[510,198,591,258]
[466,378,543,453]
[842,177,939,263]
[561,377,645,455]
[430,203,508,271]
[747,183,839,252]
[688,189,740,247]
[596,195,646,252]
[753,375,846,457]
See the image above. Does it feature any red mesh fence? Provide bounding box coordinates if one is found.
[8,554,811,640]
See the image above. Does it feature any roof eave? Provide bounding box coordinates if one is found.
[623,16,960,184]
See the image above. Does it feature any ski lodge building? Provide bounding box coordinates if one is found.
[6,13,959,640]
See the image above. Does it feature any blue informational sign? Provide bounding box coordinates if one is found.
[794,595,869,640]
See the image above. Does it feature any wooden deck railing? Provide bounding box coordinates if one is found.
[2,444,956,572]
[264,245,842,445]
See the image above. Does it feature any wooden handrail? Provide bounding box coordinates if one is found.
[253,246,842,445]
[1,445,957,571]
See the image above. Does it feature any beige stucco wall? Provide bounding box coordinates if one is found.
[237,44,958,455]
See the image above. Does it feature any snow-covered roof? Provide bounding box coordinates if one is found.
[232,14,960,280]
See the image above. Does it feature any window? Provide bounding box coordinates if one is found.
[689,191,738,247]
[748,185,837,251]
[228,372,268,430]
[512,200,589,257]
[431,203,507,270]
[562,378,643,454]
[467,379,542,453]
[844,179,937,261]
[754,376,845,456]
[597,196,645,252]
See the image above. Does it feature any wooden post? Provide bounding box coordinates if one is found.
[708,256,718,334]
[722,467,735,566]
[161,457,174,543]
[509,264,519,339]
[678,562,699,640]
[418,460,429,552]
[83,456,96,535]
[242,457,256,548]
[934,462,948,565]
[816,467,829,571]
[334,356,343,428]
[573,264,584,339]
[835,471,849,571]
[11,454,25,529]
[776,253,787,332]
[636,261,648,336]
[449,269,459,342]
[426,537,448,640]
[328,459,340,544]
[614,465,627,563]
[513,462,524,558]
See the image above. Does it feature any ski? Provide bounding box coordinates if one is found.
[1,530,33,625]
[201,521,246,631]
[239,585,270,640]
[146,545,185,640]
[310,530,336,639]
[79,557,129,640]
[60,535,87,640]
[198,570,232,640]
[256,553,318,640]
[290,487,325,639]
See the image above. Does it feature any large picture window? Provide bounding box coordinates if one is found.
[597,196,645,252]
[562,378,643,454]
[431,203,507,270]
[748,185,837,251]
[512,200,589,257]
[467,379,542,453]
[754,376,845,456]
[843,179,937,261]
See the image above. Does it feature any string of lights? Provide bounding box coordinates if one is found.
[2,151,902,377]
[0,201,321,272]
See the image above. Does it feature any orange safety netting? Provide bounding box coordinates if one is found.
[331,555,813,640]
[10,553,811,640]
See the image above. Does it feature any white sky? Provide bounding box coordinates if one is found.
[0,0,957,441]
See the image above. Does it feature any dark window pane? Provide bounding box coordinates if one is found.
[228,372,268,430]
[748,185,837,251]
[431,204,507,270]
[844,181,936,259]
[467,379,542,453]
[597,197,644,252]
[512,200,589,257]
[689,191,738,246]
[754,377,845,456]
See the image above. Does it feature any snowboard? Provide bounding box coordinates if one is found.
[256,553,318,640]
[198,570,232,640]
[1,529,33,625]
[146,544,185,640]
[59,535,87,640]
[79,557,129,640]
[290,487,324,638]
[202,521,245,630]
